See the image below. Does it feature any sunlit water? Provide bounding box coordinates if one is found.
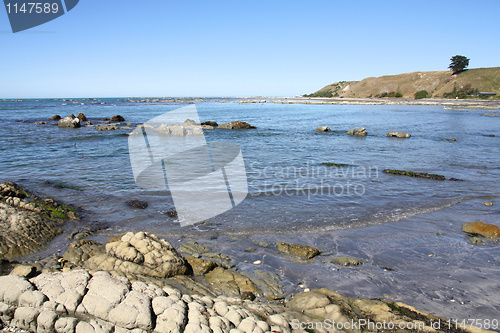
[0,99,499,236]
[2,98,500,324]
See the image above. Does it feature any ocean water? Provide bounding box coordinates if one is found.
[0,99,499,236]
[2,98,500,324]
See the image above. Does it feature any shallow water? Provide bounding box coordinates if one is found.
[1,99,498,234]
[1,99,499,325]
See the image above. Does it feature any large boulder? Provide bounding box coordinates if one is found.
[58,116,81,128]
[85,232,190,278]
[462,222,500,238]
[386,131,411,138]
[346,127,367,136]
[218,121,256,129]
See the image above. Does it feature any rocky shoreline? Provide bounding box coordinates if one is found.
[1,183,498,332]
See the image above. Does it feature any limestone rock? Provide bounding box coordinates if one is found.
[386,131,411,138]
[346,127,367,136]
[0,182,75,259]
[33,270,91,313]
[9,264,36,278]
[205,267,260,298]
[58,116,81,128]
[85,232,189,278]
[246,270,284,300]
[218,121,256,129]
[316,126,330,132]
[462,222,500,238]
[63,240,105,265]
[179,241,211,255]
[185,256,218,275]
[95,124,120,131]
[276,242,320,259]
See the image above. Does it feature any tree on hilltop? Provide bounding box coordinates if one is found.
[449,55,469,74]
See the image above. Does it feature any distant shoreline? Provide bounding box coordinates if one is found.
[2,96,500,109]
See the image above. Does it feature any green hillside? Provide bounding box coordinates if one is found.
[308,67,500,99]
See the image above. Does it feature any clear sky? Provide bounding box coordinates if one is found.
[1,0,499,98]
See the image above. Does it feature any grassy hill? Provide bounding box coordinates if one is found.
[308,67,500,99]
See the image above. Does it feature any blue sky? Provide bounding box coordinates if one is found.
[1,0,499,98]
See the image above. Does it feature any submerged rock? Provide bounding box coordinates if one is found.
[276,241,320,259]
[483,201,493,206]
[346,127,367,136]
[316,126,330,132]
[462,222,500,238]
[383,169,446,180]
[331,256,363,267]
[85,232,190,278]
[34,121,47,125]
[126,199,148,209]
[386,131,411,138]
[218,121,256,129]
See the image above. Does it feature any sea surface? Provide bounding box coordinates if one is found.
[1,98,500,324]
[0,98,498,236]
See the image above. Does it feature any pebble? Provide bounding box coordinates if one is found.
[252,260,262,265]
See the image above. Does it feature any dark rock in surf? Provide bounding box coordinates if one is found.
[383,169,446,180]
[110,115,125,122]
[77,113,87,122]
[218,121,256,129]
[126,200,148,209]
[49,114,61,120]
[201,121,218,127]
